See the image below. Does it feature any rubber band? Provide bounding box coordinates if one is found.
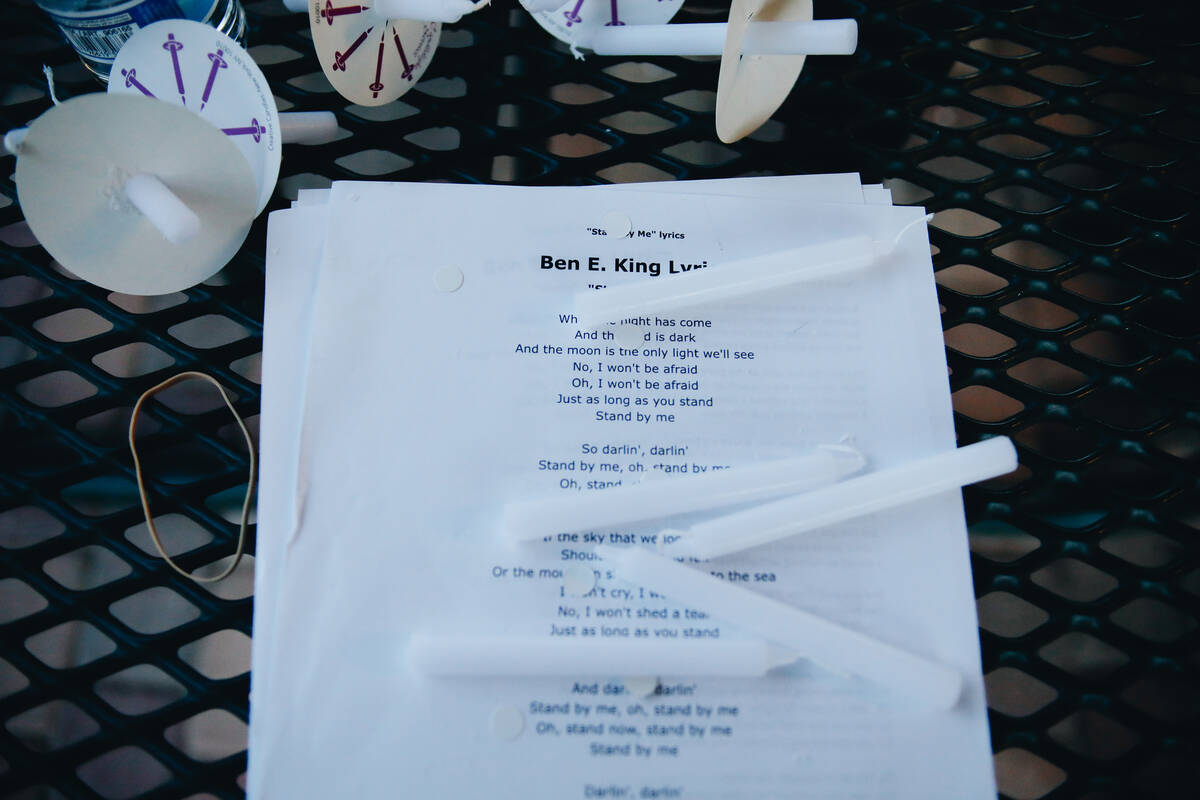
[128,371,256,583]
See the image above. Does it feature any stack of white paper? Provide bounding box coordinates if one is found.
[249,176,997,798]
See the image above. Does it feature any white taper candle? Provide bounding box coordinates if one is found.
[502,445,866,544]
[596,544,964,709]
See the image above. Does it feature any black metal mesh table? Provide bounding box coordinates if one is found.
[1,1,1197,798]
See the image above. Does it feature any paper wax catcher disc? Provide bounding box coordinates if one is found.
[110,19,281,215]
[308,1,439,106]
[716,0,811,144]
[14,93,257,296]
[525,0,685,48]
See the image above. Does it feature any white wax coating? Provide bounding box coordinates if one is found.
[373,0,477,22]
[503,445,866,544]
[587,20,858,57]
[279,111,339,145]
[282,0,305,11]
[4,127,28,156]
[576,235,879,328]
[523,0,564,10]
[409,634,798,677]
[669,437,1019,560]
[742,18,857,56]
[123,173,201,245]
[596,545,963,709]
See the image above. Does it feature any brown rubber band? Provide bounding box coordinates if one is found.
[128,371,256,583]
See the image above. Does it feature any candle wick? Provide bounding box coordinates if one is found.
[42,65,61,105]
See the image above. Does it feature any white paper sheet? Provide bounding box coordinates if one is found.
[250,176,876,782]
[250,180,994,798]
[249,202,327,772]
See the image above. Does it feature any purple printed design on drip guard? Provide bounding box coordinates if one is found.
[321,1,368,24]
[121,68,156,97]
[333,26,373,71]
[163,33,186,105]
[201,49,228,110]
[369,32,386,97]
[392,28,414,80]
[606,0,624,26]
[563,0,584,27]
[222,118,266,142]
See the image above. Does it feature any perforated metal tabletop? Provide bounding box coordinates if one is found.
[1,1,1198,798]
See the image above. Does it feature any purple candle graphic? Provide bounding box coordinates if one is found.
[321,1,368,24]
[369,34,385,98]
[163,33,186,105]
[121,68,156,98]
[332,26,373,71]
[392,28,414,80]
[563,0,584,27]
[222,118,266,142]
[605,0,624,26]
[200,49,227,110]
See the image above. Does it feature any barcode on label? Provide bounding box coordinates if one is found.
[58,20,139,61]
